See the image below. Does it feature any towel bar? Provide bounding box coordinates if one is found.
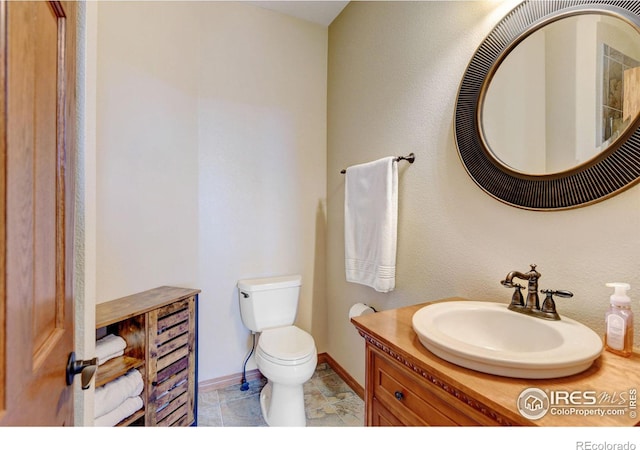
[340,153,415,174]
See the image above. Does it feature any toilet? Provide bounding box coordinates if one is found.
[237,275,317,427]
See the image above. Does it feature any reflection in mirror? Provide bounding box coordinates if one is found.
[482,13,640,175]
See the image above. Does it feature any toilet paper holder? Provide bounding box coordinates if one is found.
[349,303,377,319]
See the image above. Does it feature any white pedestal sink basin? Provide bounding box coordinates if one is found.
[412,301,603,379]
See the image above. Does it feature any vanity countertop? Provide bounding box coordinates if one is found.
[351,297,640,426]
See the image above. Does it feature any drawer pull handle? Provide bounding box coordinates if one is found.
[394,391,404,400]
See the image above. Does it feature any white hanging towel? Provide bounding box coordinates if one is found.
[344,156,398,293]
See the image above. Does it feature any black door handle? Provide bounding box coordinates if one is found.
[66,352,98,390]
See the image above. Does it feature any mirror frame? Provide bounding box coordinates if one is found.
[455,0,640,210]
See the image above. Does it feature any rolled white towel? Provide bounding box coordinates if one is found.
[94,396,143,427]
[96,334,127,366]
[97,349,124,366]
[94,369,144,419]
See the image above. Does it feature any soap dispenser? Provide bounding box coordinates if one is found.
[604,282,634,357]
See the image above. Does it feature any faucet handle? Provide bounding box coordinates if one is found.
[550,289,573,298]
[509,283,524,307]
[541,289,573,299]
[539,289,573,320]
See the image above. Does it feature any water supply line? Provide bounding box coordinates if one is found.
[240,332,256,391]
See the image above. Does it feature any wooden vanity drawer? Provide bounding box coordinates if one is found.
[371,397,406,426]
[371,347,455,425]
[368,346,498,426]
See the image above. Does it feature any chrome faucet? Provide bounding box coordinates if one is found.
[500,264,573,320]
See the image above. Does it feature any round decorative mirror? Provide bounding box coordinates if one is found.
[455,0,640,210]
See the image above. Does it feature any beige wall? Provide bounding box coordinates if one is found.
[327,1,640,387]
[97,2,200,302]
[95,1,327,381]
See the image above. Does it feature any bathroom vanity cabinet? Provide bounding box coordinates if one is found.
[352,298,640,427]
[96,286,200,426]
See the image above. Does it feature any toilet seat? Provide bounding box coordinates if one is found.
[258,326,316,366]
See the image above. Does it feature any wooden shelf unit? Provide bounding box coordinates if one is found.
[95,286,200,427]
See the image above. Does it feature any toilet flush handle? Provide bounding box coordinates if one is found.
[241,291,249,298]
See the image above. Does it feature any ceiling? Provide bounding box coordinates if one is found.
[244,1,350,26]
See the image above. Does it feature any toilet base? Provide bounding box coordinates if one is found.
[259,380,306,426]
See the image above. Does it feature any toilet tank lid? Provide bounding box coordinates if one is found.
[237,275,302,292]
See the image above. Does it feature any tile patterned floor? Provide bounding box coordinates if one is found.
[197,362,364,426]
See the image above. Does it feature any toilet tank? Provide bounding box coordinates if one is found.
[238,275,302,332]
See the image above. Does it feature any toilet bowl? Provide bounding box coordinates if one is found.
[255,326,317,426]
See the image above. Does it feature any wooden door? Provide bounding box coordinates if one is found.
[0,0,77,426]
